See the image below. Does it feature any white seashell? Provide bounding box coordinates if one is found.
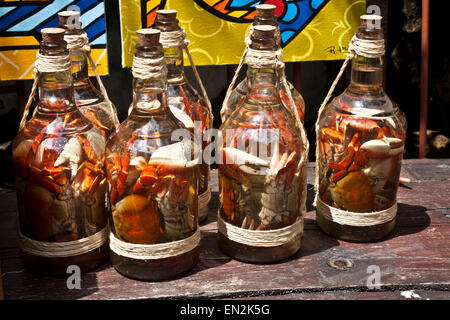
[223,147,269,166]
[384,117,397,129]
[149,140,197,168]
[84,128,106,158]
[360,139,390,154]
[169,106,195,129]
[135,100,161,111]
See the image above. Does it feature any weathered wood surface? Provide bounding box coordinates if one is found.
[0,159,449,300]
[0,264,3,300]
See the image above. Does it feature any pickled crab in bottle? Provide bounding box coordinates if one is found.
[12,28,108,275]
[220,4,305,124]
[218,26,307,263]
[316,15,407,242]
[58,11,119,137]
[154,10,213,223]
[105,29,199,281]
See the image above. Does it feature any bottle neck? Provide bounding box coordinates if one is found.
[163,45,185,81]
[247,66,279,101]
[69,48,94,86]
[38,69,77,113]
[349,54,384,92]
[132,76,168,115]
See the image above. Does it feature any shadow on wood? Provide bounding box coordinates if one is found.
[385,202,431,240]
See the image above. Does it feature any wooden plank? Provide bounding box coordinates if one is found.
[235,289,450,300]
[0,263,3,300]
[1,160,449,300]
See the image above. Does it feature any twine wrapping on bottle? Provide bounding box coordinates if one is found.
[314,34,388,221]
[159,29,213,116]
[132,55,168,79]
[109,228,200,260]
[18,226,109,258]
[218,32,309,249]
[217,214,303,247]
[316,197,397,226]
[18,53,72,132]
[64,32,119,128]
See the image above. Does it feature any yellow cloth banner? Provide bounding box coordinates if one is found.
[120,0,366,67]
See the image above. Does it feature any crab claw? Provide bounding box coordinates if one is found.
[54,137,82,179]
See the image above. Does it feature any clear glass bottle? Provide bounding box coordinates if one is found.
[106,29,199,281]
[218,26,306,263]
[316,16,407,242]
[12,28,108,275]
[154,10,213,223]
[58,11,119,138]
[220,4,305,123]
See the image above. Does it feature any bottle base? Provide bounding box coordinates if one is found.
[20,242,109,276]
[218,233,301,264]
[110,246,200,281]
[316,213,396,242]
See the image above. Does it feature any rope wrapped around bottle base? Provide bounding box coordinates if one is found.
[109,229,200,260]
[314,34,392,225]
[218,43,309,249]
[19,227,109,258]
[316,197,397,226]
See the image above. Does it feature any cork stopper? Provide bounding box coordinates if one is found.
[41,28,67,45]
[251,25,277,46]
[137,28,161,46]
[360,14,382,29]
[255,4,276,19]
[357,14,383,40]
[155,10,180,32]
[58,11,81,30]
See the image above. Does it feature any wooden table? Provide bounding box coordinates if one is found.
[1,159,449,300]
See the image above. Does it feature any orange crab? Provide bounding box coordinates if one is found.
[319,112,405,211]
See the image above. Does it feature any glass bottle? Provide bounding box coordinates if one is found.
[220,4,305,123]
[316,15,407,242]
[106,29,199,281]
[218,26,307,263]
[12,28,108,275]
[58,11,119,138]
[154,10,213,223]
